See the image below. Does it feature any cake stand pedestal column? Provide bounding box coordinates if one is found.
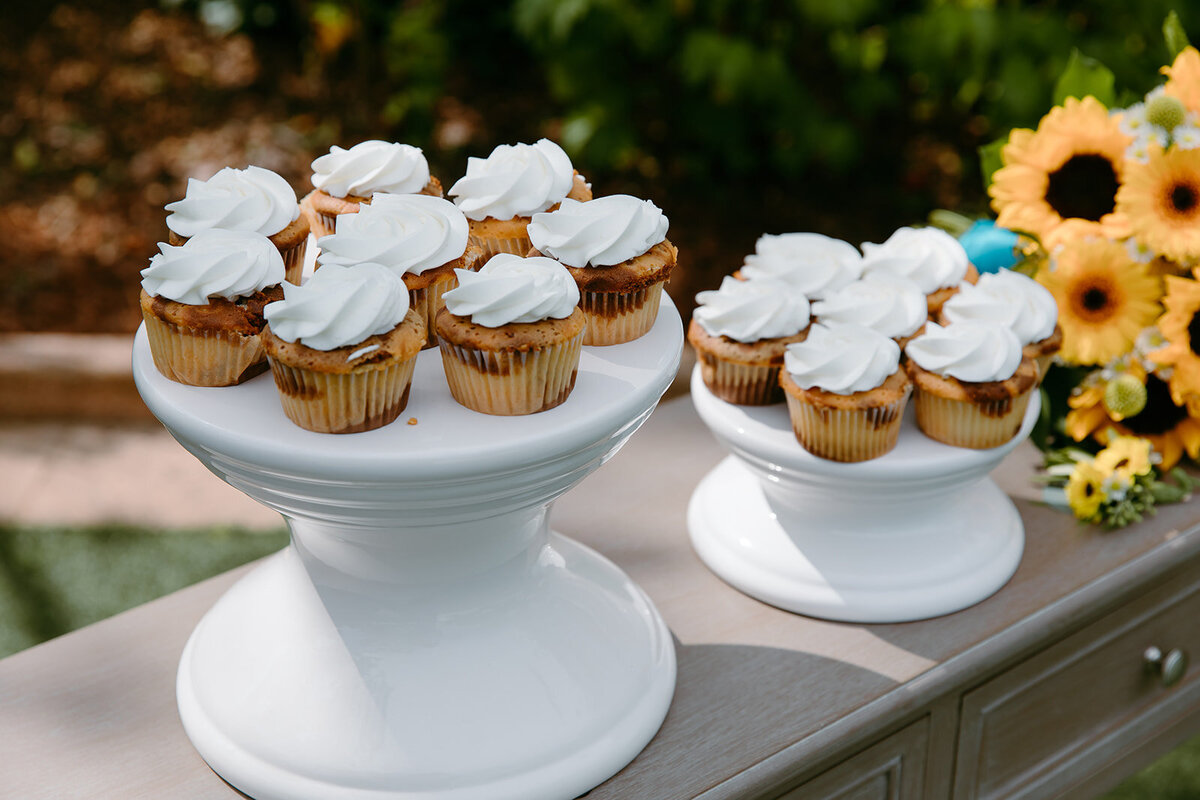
[133,302,683,800]
[688,367,1037,623]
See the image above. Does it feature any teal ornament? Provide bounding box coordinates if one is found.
[959,219,1020,274]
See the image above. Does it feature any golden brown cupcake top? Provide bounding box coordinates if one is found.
[140,286,283,336]
[532,240,677,294]
[781,367,912,411]
[167,214,309,251]
[303,177,445,216]
[905,356,1037,404]
[687,317,808,367]
[264,309,425,374]
[436,306,585,353]
[461,173,593,238]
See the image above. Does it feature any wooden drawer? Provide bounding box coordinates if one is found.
[954,563,1200,799]
[774,717,929,800]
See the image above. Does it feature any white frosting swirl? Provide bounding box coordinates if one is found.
[693,275,811,343]
[941,269,1058,345]
[165,165,299,238]
[311,140,431,197]
[905,321,1023,382]
[448,139,575,221]
[811,274,927,339]
[316,193,468,276]
[264,263,409,351]
[784,322,901,394]
[740,233,863,299]
[442,254,580,327]
[141,229,285,305]
[860,227,969,293]
[526,195,668,267]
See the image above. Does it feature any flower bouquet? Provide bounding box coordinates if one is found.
[982,14,1200,527]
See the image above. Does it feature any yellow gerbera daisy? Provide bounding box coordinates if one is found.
[1163,46,1200,115]
[990,96,1132,248]
[1150,271,1200,409]
[1067,364,1200,469]
[1115,147,1200,264]
[1066,461,1106,520]
[1094,436,1153,482]
[1037,239,1162,365]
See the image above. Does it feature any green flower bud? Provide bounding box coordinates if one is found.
[1146,94,1187,132]
[1104,374,1148,420]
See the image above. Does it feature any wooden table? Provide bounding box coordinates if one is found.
[4,396,1200,799]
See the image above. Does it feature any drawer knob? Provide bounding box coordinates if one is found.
[1144,646,1189,687]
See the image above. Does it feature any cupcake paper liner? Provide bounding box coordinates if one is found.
[1033,353,1053,384]
[267,357,417,434]
[280,238,307,285]
[784,391,910,462]
[142,312,267,387]
[912,386,1033,449]
[580,282,664,346]
[438,333,583,416]
[468,233,532,260]
[409,274,458,350]
[698,356,783,405]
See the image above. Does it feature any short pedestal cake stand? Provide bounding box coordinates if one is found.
[688,367,1039,624]
[132,301,683,800]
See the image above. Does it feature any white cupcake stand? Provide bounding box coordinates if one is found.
[132,301,683,800]
[688,367,1038,623]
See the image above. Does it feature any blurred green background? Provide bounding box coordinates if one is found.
[1,0,1196,332]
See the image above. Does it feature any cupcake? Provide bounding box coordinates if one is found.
[140,229,285,386]
[904,321,1038,449]
[687,275,811,405]
[262,263,425,434]
[165,165,309,284]
[779,322,912,462]
[811,272,928,348]
[448,139,592,259]
[436,254,585,416]
[527,195,677,345]
[940,269,1062,380]
[316,193,484,349]
[736,232,863,299]
[301,140,444,238]
[861,226,979,316]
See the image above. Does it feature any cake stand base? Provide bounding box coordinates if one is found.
[688,456,1024,623]
[134,294,686,800]
[177,532,674,800]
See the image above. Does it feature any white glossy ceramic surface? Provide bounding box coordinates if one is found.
[133,299,683,800]
[688,366,1037,623]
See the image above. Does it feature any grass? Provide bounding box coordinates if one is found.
[0,520,1196,794]
[0,521,286,658]
[1103,733,1200,799]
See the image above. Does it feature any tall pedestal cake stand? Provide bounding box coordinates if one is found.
[133,301,683,800]
[688,367,1038,624]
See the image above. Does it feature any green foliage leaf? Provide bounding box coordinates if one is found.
[1164,11,1192,61]
[978,134,1008,189]
[1053,48,1116,107]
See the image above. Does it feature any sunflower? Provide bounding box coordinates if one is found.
[1037,239,1162,365]
[1163,46,1200,115]
[1115,146,1200,263]
[1067,363,1200,469]
[1150,271,1200,410]
[1066,461,1106,520]
[1094,436,1153,482]
[990,96,1132,248]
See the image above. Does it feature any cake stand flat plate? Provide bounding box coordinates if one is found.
[688,368,1038,623]
[133,299,683,482]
